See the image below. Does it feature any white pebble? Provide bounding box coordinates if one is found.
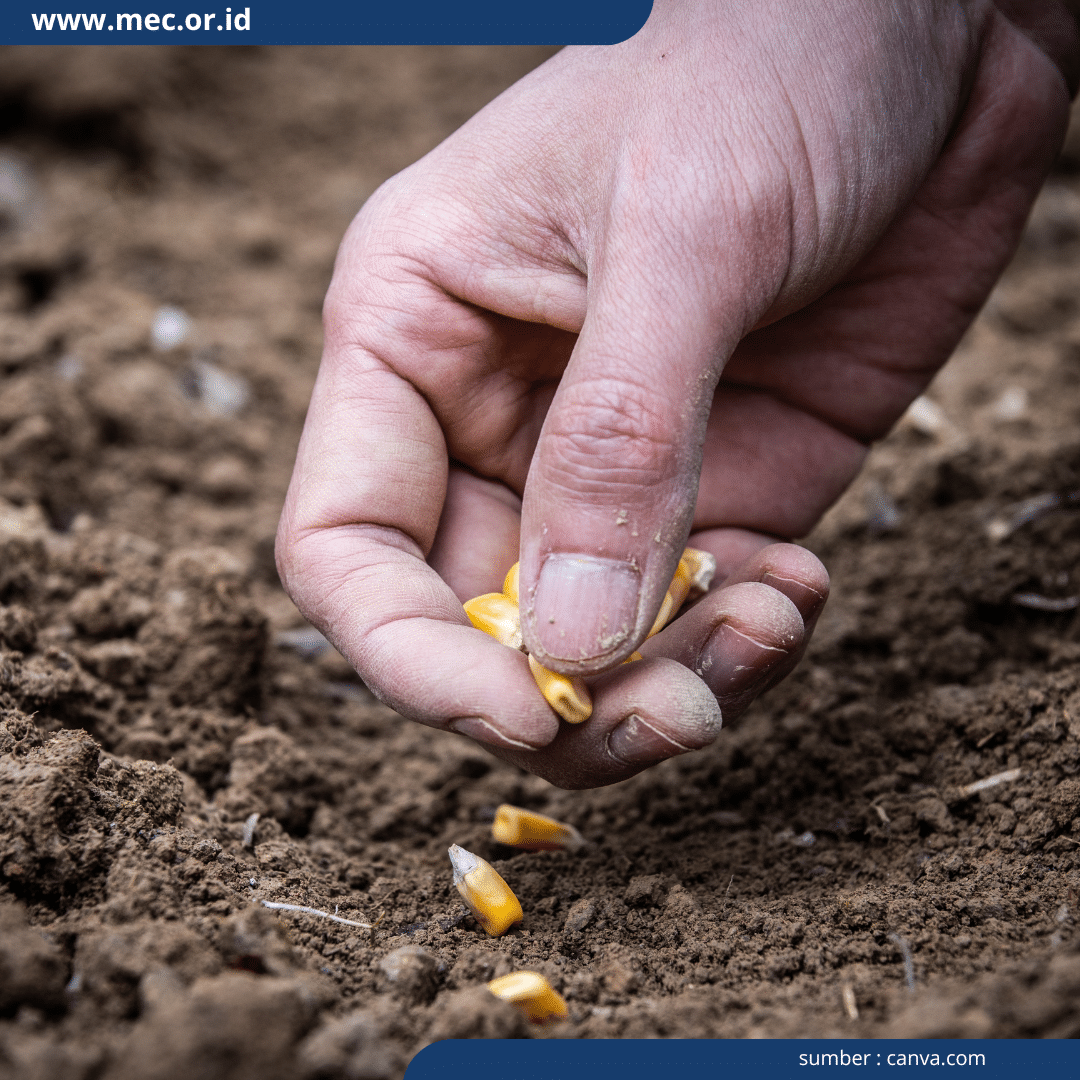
[991,385,1027,421]
[192,358,249,416]
[865,481,901,534]
[903,395,947,436]
[151,306,192,351]
[275,626,331,658]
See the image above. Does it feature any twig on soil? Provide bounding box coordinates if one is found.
[984,488,1080,542]
[1011,592,1080,613]
[261,900,373,929]
[888,933,916,993]
[720,874,734,918]
[242,812,260,849]
[959,768,1022,797]
[841,984,859,1022]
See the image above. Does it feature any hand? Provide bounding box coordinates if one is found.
[277,0,1076,788]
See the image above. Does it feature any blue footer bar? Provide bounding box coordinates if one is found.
[408,1039,1078,1080]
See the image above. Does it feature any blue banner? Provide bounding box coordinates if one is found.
[3,1,652,45]
[407,1039,1079,1080]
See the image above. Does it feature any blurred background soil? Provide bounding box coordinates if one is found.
[1,46,1080,1080]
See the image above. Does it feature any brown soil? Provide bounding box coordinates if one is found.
[1,46,1080,1080]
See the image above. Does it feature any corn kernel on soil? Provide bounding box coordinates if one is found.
[4,42,1077,1075]
[487,971,569,1022]
[492,803,585,851]
[448,844,524,936]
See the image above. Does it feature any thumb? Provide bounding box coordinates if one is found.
[518,260,747,675]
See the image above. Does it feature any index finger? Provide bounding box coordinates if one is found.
[276,263,561,751]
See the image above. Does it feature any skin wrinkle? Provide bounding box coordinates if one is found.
[335,299,549,490]
[409,133,596,291]
[315,566,454,646]
[712,622,794,656]
[456,218,586,317]
[433,373,532,467]
[745,16,916,287]
[471,265,585,334]
[349,260,568,380]
[606,715,696,763]
[448,718,539,751]
[750,92,807,311]
[761,570,827,603]
[291,431,447,545]
[539,378,686,498]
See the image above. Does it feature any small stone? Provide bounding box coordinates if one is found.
[151,306,192,352]
[375,946,440,1005]
[564,898,596,933]
[624,874,667,908]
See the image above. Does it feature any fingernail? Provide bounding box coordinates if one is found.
[607,713,695,766]
[448,717,540,751]
[531,553,640,662]
[698,622,788,696]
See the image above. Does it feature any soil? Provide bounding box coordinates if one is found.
[1,45,1080,1080]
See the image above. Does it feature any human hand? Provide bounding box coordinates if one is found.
[277,0,1077,788]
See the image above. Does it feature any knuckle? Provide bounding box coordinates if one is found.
[542,377,683,497]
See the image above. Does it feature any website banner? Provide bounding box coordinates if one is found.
[5,1,652,44]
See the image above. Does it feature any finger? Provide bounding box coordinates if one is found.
[642,579,806,722]
[680,527,814,587]
[468,657,722,789]
[682,543,829,716]
[280,519,561,750]
[517,203,776,675]
[277,268,560,751]
[475,553,820,788]
[702,539,830,632]
[427,468,521,602]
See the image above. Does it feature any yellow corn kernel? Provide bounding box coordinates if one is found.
[463,592,523,651]
[623,651,643,664]
[528,654,592,724]
[502,562,520,604]
[487,971,568,1024]
[448,844,523,937]
[647,546,718,638]
[492,804,584,852]
[682,546,717,595]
